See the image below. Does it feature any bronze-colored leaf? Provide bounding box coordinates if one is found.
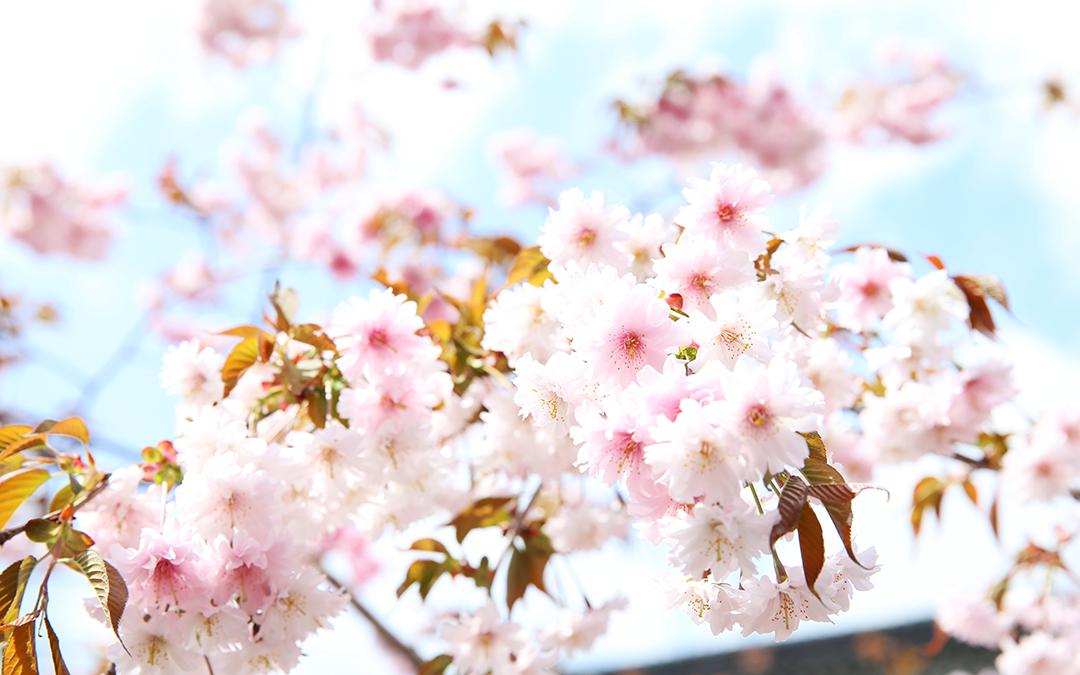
[2,618,38,675]
[769,474,809,561]
[395,560,446,600]
[419,655,452,675]
[835,243,909,263]
[797,431,828,463]
[505,247,552,288]
[754,238,784,281]
[0,558,36,625]
[221,336,261,398]
[408,539,449,555]
[961,479,978,505]
[797,504,826,599]
[449,497,514,543]
[44,616,69,675]
[953,274,1009,338]
[289,323,338,353]
[506,534,552,611]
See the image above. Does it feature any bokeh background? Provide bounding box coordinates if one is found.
[1,1,1078,672]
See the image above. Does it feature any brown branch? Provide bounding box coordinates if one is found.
[320,565,424,672]
[0,472,111,547]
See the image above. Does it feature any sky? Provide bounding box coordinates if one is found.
[1,0,1079,672]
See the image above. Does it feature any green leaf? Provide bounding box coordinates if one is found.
[71,551,127,648]
[0,557,36,624]
[2,619,38,675]
[0,469,50,528]
[796,504,825,599]
[44,616,69,675]
[24,519,60,544]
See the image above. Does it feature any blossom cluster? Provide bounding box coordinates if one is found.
[0,164,125,260]
[484,163,889,640]
[615,45,960,191]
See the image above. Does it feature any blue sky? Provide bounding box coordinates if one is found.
[2,0,1080,670]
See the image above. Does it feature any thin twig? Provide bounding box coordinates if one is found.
[320,565,424,672]
[494,481,544,572]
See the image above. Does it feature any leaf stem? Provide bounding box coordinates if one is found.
[748,482,765,514]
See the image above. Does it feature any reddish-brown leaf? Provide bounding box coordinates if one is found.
[797,504,826,599]
[769,474,809,558]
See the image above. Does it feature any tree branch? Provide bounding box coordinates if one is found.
[320,565,424,672]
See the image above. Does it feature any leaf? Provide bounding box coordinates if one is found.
[395,560,446,600]
[44,616,69,675]
[0,427,31,456]
[449,497,514,543]
[797,434,867,568]
[754,238,784,281]
[953,274,1009,338]
[221,336,262,398]
[2,619,38,675]
[505,246,553,287]
[0,436,46,462]
[0,469,50,528]
[408,539,449,556]
[961,479,978,505]
[305,388,328,429]
[34,419,89,445]
[506,534,552,611]
[72,551,127,648]
[797,431,828,462]
[289,323,338,353]
[911,476,946,536]
[807,483,858,503]
[0,558,36,624]
[419,655,452,675]
[836,243,909,263]
[797,504,826,599]
[48,485,75,514]
[768,475,809,568]
[24,519,60,545]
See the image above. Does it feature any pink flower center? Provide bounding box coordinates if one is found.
[715,202,738,224]
[688,272,713,296]
[859,280,882,299]
[618,331,644,367]
[745,403,770,427]
[368,327,392,350]
[576,226,598,247]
